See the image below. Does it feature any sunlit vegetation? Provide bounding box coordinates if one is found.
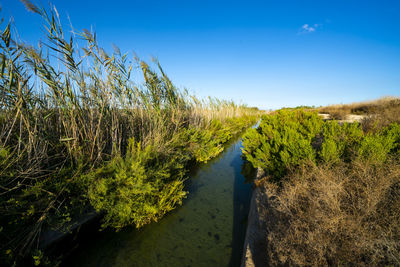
[0,2,260,265]
[319,96,400,122]
[242,105,400,265]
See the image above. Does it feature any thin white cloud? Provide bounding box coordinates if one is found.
[299,23,321,34]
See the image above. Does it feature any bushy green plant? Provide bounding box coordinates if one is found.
[242,110,323,177]
[243,109,400,180]
[184,127,224,163]
[385,123,400,151]
[82,138,188,229]
[319,121,363,163]
[320,137,343,163]
[357,130,397,164]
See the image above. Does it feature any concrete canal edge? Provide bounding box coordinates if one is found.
[39,209,99,249]
[241,168,269,267]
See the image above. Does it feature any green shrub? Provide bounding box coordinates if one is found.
[320,137,343,163]
[357,131,397,164]
[385,123,400,151]
[243,109,399,180]
[319,121,363,163]
[184,127,224,163]
[242,110,323,178]
[82,138,188,229]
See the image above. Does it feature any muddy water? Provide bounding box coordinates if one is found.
[61,136,254,267]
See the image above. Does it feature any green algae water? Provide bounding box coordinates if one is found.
[61,136,254,267]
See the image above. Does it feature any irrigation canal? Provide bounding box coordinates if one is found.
[60,134,254,267]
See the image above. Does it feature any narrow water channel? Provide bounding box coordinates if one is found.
[61,136,254,267]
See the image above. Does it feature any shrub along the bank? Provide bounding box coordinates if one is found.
[242,110,323,179]
[242,109,400,265]
[242,109,400,181]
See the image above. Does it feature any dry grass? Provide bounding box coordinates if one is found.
[262,160,400,266]
[362,101,400,131]
[319,96,400,123]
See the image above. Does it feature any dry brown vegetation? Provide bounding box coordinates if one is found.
[319,96,400,123]
[261,160,400,266]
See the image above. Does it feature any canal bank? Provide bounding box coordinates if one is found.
[241,168,269,267]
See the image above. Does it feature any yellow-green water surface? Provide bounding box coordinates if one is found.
[61,137,253,267]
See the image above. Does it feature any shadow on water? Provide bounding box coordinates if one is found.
[228,141,256,267]
[56,132,256,267]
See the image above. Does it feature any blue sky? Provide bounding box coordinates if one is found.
[2,0,400,109]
